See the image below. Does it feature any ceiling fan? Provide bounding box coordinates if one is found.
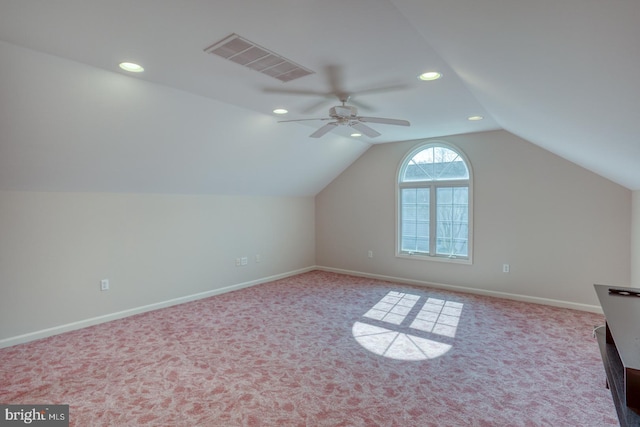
[264,64,409,114]
[278,97,410,138]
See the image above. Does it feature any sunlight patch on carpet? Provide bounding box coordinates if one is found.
[353,291,462,360]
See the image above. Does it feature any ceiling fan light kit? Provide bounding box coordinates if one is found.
[330,105,356,117]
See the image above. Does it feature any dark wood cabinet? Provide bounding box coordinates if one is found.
[594,284,640,427]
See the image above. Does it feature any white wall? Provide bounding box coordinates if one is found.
[316,130,631,308]
[0,191,315,344]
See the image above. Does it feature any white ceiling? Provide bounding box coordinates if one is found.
[1,0,639,196]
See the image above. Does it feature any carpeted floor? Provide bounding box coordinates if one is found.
[0,271,618,426]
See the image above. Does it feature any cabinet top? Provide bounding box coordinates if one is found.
[594,284,640,370]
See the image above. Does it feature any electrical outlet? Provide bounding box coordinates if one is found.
[502,264,510,273]
[241,257,248,266]
[100,279,109,291]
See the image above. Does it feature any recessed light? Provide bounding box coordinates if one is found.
[468,115,484,121]
[351,133,362,137]
[273,109,288,115]
[119,62,144,73]
[419,71,442,81]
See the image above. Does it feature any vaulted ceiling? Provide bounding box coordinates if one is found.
[1,0,639,196]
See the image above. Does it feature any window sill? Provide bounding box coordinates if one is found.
[396,252,472,265]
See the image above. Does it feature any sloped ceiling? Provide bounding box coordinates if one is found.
[0,0,638,196]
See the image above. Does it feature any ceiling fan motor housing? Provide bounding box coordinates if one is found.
[330,105,357,118]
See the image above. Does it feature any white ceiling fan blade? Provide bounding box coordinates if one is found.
[325,64,349,102]
[278,117,331,123]
[358,116,410,126]
[354,83,409,97]
[263,87,329,97]
[310,122,338,138]
[350,122,381,138]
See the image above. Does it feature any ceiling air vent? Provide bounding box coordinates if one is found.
[204,33,314,82]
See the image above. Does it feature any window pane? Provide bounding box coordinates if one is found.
[401,146,469,182]
[436,187,468,257]
[401,188,429,252]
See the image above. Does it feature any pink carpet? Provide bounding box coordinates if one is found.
[0,271,618,426]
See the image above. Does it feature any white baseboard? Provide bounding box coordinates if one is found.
[0,266,315,349]
[316,266,604,314]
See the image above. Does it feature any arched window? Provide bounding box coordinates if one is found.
[397,142,472,262]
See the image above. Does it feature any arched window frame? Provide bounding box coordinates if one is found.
[396,141,473,264]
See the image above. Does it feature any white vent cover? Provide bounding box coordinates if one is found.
[204,33,314,82]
